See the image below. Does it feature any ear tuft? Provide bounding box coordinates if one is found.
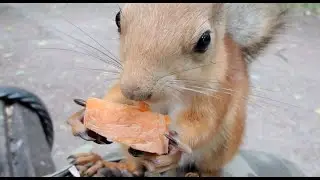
[225,3,289,62]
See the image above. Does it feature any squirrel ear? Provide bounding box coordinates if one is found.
[224,4,289,62]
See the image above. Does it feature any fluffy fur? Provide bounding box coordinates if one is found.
[69,3,288,177]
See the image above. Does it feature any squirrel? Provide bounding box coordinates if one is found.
[67,3,288,177]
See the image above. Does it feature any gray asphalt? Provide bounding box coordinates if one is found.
[1,3,320,176]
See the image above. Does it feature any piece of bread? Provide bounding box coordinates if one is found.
[83,98,170,155]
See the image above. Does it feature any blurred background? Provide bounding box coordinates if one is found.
[1,3,320,176]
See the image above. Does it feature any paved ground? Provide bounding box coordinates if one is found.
[1,3,320,176]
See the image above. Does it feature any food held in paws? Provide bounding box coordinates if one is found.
[83,98,170,155]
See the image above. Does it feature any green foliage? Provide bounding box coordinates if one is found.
[282,3,320,14]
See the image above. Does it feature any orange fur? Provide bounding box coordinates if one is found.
[68,3,286,177]
[176,35,249,176]
[97,35,249,176]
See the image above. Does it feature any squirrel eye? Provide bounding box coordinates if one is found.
[193,30,211,53]
[115,11,121,32]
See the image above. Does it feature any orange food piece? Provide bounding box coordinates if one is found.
[83,98,170,155]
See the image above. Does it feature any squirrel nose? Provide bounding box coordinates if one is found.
[120,84,152,101]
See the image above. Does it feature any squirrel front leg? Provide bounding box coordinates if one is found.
[172,96,245,177]
[68,82,137,139]
[173,101,223,150]
[68,82,145,177]
[134,102,223,176]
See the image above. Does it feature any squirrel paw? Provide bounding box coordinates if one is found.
[92,167,135,177]
[185,172,200,177]
[67,152,139,177]
[127,145,182,174]
[67,109,112,144]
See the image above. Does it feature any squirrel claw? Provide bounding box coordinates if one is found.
[67,156,76,164]
[73,98,86,107]
[92,134,113,144]
[75,131,96,141]
[75,131,113,144]
[128,147,145,157]
[164,132,192,154]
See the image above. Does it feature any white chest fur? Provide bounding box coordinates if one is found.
[149,100,186,131]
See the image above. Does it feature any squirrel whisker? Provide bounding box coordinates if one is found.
[48,26,123,70]
[37,47,122,71]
